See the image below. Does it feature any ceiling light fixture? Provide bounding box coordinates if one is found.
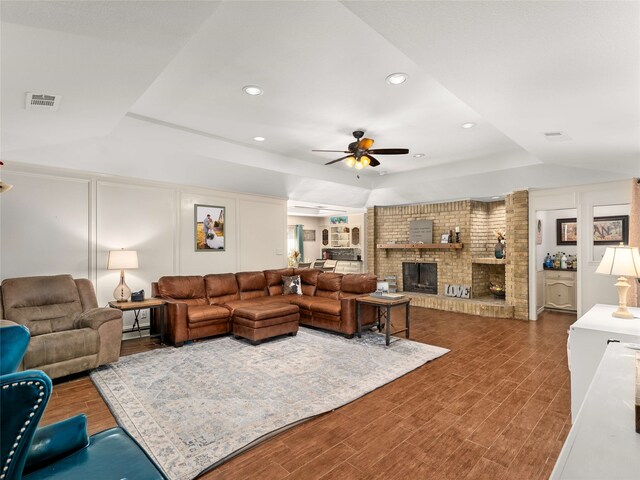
[385,73,408,85]
[461,122,476,129]
[491,196,501,199]
[242,85,263,96]
[413,153,425,158]
[253,136,265,142]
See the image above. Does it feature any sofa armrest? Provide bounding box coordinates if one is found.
[340,294,376,336]
[24,415,90,475]
[74,307,122,330]
[161,298,189,346]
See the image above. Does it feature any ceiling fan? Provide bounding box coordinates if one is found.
[313,131,409,170]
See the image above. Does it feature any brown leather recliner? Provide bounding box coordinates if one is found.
[156,275,231,347]
[0,274,123,379]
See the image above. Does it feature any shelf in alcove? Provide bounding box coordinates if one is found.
[472,257,506,265]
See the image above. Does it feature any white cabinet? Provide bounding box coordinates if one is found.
[552,342,640,479]
[334,261,362,274]
[568,304,640,422]
[544,270,577,311]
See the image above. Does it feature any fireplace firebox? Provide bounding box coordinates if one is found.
[402,262,437,294]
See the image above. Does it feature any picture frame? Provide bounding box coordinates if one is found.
[302,229,316,242]
[593,215,628,245]
[440,233,450,244]
[330,216,348,224]
[556,218,577,245]
[195,204,225,251]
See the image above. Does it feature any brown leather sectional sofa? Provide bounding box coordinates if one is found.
[152,268,377,346]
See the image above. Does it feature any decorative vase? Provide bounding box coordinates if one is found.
[494,242,505,259]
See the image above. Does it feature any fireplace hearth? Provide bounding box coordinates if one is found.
[403,262,437,294]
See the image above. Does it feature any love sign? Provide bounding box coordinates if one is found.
[444,284,471,299]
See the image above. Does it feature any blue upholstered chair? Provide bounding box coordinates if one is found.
[0,324,167,480]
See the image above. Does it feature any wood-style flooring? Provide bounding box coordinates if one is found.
[41,308,575,479]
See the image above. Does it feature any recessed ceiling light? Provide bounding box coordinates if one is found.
[243,85,263,96]
[461,122,476,129]
[253,136,265,142]
[491,196,501,199]
[413,153,425,158]
[385,73,408,85]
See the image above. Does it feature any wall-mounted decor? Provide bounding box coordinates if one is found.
[557,215,629,246]
[444,284,471,299]
[593,215,629,245]
[302,229,316,242]
[195,204,225,251]
[557,218,577,245]
[536,219,543,245]
[440,233,449,244]
[409,219,433,244]
[330,216,348,224]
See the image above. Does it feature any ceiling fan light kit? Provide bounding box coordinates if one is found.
[313,130,410,170]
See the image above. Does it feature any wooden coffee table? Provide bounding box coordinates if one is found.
[356,295,411,346]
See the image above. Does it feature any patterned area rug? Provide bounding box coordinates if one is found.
[91,327,449,479]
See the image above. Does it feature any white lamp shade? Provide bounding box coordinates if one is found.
[595,245,640,277]
[107,250,139,270]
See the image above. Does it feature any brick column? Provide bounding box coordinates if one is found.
[505,190,529,319]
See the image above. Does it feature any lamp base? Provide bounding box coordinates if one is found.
[612,276,633,319]
[113,270,131,303]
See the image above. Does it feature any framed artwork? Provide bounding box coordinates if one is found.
[440,233,450,244]
[330,216,348,224]
[556,218,577,245]
[195,204,225,251]
[593,215,628,245]
[536,219,542,245]
[302,229,316,242]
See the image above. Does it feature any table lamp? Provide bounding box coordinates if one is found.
[595,244,640,318]
[107,249,138,302]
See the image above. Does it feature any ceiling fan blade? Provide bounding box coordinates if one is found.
[325,155,353,166]
[358,138,374,150]
[366,155,380,167]
[368,148,409,155]
[312,149,351,153]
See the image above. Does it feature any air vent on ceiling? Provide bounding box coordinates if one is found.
[543,131,571,142]
[25,92,61,111]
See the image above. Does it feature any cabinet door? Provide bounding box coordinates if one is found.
[545,280,576,310]
[351,226,360,246]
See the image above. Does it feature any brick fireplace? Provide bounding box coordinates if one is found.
[402,262,437,294]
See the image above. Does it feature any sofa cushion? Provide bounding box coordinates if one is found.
[23,328,99,369]
[294,268,321,296]
[341,274,377,294]
[204,274,240,305]
[308,297,341,316]
[264,268,294,296]
[187,305,230,325]
[158,276,206,305]
[233,303,299,321]
[235,272,267,300]
[1,275,83,334]
[315,273,343,300]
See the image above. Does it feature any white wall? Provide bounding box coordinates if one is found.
[529,179,632,319]
[1,164,287,330]
[287,215,322,262]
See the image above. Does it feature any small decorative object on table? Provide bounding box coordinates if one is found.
[440,233,449,244]
[494,229,505,259]
[455,226,460,243]
[489,282,506,298]
[288,249,300,267]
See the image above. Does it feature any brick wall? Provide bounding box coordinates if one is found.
[367,191,529,320]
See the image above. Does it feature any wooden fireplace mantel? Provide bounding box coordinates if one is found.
[376,243,463,250]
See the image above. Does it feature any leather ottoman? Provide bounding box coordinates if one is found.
[232,303,300,345]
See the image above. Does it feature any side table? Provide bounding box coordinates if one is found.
[356,295,411,346]
[109,298,167,344]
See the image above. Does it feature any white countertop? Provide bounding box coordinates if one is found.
[571,303,640,336]
[552,342,640,479]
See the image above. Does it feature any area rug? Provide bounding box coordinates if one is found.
[90,327,449,479]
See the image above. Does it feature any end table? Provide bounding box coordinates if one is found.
[109,298,167,344]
